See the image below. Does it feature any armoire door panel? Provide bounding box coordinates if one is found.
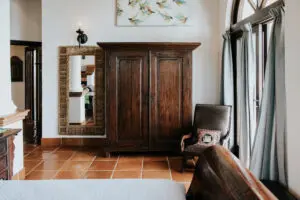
[157,59,182,139]
[117,59,142,141]
[107,51,149,149]
[150,51,192,150]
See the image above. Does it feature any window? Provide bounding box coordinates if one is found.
[237,0,256,20]
[264,0,279,7]
[236,0,281,21]
[231,0,282,148]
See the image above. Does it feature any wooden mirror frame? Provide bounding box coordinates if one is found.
[58,46,105,135]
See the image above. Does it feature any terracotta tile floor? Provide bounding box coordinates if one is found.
[24,144,193,191]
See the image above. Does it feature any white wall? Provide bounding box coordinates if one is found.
[11,0,42,41]
[285,0,300,196]
[0,0,24,176]
[69,97,85,124]
[42,0,222,138]
[11,45,26,109]
[221,0,233,32]
[0,0,17,116]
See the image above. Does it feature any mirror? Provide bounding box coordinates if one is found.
[58,46,104,136]
[69,55,95,126]
[81,56,95,125]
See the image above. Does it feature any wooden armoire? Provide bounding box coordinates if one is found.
[98,42,200,153]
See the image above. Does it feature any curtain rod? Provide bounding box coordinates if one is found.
[230,0,284,35]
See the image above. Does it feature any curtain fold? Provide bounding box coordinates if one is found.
[221,31,234,151]
[238,23,256,168]
[250,7,288,186]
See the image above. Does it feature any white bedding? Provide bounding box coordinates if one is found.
[0,179,186,200]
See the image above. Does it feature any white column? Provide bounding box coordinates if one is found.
[0,0,17,116]
[69,56,85,123]
[69,56,83,92]
[0,0,24,177]
[87,72,95,86]
[69,96,85,124]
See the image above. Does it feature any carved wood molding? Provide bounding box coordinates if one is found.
[98,42,201,51]
[0,110,30,127]
[58,46,105,136]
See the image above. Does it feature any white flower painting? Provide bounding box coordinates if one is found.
[116,0,191,26]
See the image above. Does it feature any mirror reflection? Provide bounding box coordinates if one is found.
[81,56,95,125]
[69,55,95,126]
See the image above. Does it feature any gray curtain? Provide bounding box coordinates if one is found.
[238,23,256,168]
[221,31,234,151]
[250,7,288,186]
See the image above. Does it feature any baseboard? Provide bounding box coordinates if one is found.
[41,138,62,147]
[41,138,107,147]
[12,168,26,180]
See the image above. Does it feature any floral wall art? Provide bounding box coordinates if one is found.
[116,0,191,26]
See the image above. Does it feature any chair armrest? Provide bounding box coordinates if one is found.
[220,130,230,145]
[181,133,192,152]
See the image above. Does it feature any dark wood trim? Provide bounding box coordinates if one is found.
[41,138,109,147]
[98,42,201,50]
[36,47,43,144]
[231,0,284,34]
[0,129,21,139]
[10,40,42,47]
[231,35,239,157]
[24,47,35,143]
[69,122,85,125]
[69,89,88,97]
[41,138,62,147]
[231,0,241,25]
[24,47,43,144]
[69,92,83,97]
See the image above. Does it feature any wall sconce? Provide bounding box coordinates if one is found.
[76,28,88,48]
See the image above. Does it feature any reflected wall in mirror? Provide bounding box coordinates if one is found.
[58,46,104,136]
[69,55,96,126]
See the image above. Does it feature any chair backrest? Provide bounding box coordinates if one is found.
[187,145,277,200]
[192,104,231,143]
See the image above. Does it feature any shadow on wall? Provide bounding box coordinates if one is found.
[11,45,26,110]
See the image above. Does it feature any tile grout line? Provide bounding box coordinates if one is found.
[25,160,44,176]
[24,146,44,176]
[25,146,61,177]
[23,145,39,159]
[51,150,78,179]
[110,155,120,179]
[83,154,98,179]
[166,157,173,181]
[51,146,61,153]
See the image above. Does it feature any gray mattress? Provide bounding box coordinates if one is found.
[0,179,186,200]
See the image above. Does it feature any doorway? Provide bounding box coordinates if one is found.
[10,40,42,144]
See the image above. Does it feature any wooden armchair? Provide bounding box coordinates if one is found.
[180,104,232,172]
[186,145,277,200]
